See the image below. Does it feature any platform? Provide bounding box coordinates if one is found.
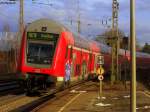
[33,82,150,112]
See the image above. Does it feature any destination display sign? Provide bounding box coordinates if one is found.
[27,32,58,41]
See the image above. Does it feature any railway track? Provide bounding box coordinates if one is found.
[30,81,97,112]
[0,80,19,92]
[0,80,148,112]
[0,73,19,93]
[0,80,89,112]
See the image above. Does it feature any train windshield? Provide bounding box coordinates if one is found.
[26,32,59,65]
[27,42,55,65]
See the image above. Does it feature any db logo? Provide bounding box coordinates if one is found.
[98,75,104,81]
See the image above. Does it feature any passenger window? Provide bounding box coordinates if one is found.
[65,46,68,59]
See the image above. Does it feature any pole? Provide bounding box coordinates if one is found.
[111,0,115,85]
[77,14,81,34]
[124,49,127,90]
[111,0,119,85]
[19,0,24,45]
[97,77,103,101]
[16,0,24,69]
[116,19,119,81]
[99,79,102,100]
[130,0,136,111]
[77,0,80,34]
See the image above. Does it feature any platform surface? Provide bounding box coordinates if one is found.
[35,82,150,112]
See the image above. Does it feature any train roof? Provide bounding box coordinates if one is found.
[26,19,69,34]
[72,33,100,51]
[26,19,98,50]
[97,43,111,54]
[73,32,91,50]
[97,42,150,58]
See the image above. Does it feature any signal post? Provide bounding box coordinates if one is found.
[96,55,104,101]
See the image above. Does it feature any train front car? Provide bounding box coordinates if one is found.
[18,19,71,93]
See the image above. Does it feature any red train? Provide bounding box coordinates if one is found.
[17,19,150,93]
[17,19,101,92]
[99,43,150,81]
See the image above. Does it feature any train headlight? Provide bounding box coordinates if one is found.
[27,58,34,62]
[44,60,50,64]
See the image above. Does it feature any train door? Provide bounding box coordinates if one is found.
[64,45,72,86]
[70,46,76,82]
[89,52,92,72]
[81,61,87,80]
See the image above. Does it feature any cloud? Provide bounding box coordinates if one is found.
[0,0,150,45]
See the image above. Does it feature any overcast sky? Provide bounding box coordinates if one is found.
[0,0,150,45]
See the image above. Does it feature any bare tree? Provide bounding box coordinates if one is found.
[95,29,126,48]
[142,43,150,54]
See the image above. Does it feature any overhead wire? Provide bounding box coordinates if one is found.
[0,0,105,34]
